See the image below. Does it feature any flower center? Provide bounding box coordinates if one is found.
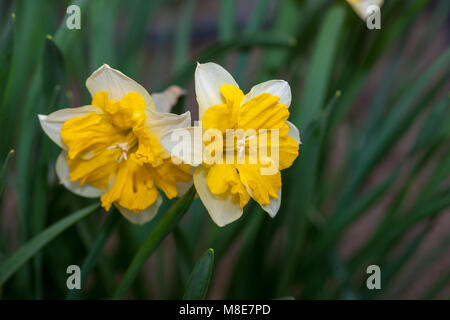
[108,142,131,163]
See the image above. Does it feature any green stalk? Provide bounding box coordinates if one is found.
[67,209,121,300]
[113,187,196,299]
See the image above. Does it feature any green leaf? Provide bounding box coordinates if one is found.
[88,0,118,69]
[113,186,196,299]
[422,269,450,299]
[170,32,296,88]
[183,248,214,300]
[173,0,195,73]
[0,149,14,197]
[117,0,163,68]
[0,203,100,286]
[219,0,235,41]
[411,97,449,154]
[303,170,398,269]
[233,0,271,82]
[67,209,121,300]
[292,4,346,128]
[42,35,64,98]
[0,12,15,101]
[337,48,450,209]
[276,91,341,295]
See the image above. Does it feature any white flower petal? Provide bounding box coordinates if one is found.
[261,188,282,218]
[243,80,292,107]
[193,167,242,227]
[39,106,100,149]
[85,64,156,111]
[287,120,301,144]
[56,151,104,198]
[347,0,383,20]
[115,195,162,225]
[195,62,238,119]
[160,126,203,166]
[176,180,194,197]
[152,85,185,113]
[146,110,191,139]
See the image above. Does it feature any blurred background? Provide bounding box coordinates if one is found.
[0,0,449,299]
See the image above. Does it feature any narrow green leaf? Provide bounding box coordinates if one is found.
[0,203,100,286]
[0,149,14,197]
[0,12,15,101]
[170,32,295,87]
[422,269,450,299]
[258,0,301,79]
[173,0,195,73]
[88,0,118,69]
[276,91,341,295]
[337,49,450,209]
[218,0,235,41]
[118,0,163,68]
[233,0,271,82]
[113,186,196,299]
[292,4,346,128]
[304,170,398,269]
[183,248,214,300]
[389,231,450,298]
[412,97,449,154]
[349,189,450,272]
[368,223,432,298]
[42,35,64,97]
[67,209,121,300]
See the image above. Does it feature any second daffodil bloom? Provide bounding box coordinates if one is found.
[39,64,192,224]
[346,0,383,20]
[161,62,301,227]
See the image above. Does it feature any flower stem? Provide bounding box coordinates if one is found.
[113,186,196,299]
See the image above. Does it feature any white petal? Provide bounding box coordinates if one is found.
[115,195,162,225]
[193,167,242,227]
[287,120,301,144]
[176,180,194,197]
[146,110,191,139]
[85,64,156,111]
[152,85,185,113]
[160,126,203,166]
[261,188,282,218]
[39,105,100,149]
[56,151,104,198]
[347,0,383,20]
[243,80,292,107]
[195,62,238,119]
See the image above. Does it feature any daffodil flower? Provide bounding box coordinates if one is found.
[39,64,192,224]
[161,62,300,227]
[346,0,383,20]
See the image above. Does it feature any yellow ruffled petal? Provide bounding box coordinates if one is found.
[202,84,243,132]
[150,160,192,199]
[206,164,250,208]
[100,155,159,212]
[238,93,289,131]
[61,111,127,160]
[237,164,281,206]
[93,91,146,130]
[278,135,299,170]
[132,124,165,165]
[67,148,119,190]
